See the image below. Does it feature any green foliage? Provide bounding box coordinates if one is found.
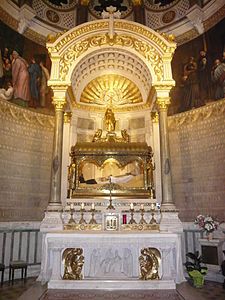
[184,251,208,275]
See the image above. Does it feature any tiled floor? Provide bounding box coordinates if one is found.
[0,278,224,300]
[0,278,37,300]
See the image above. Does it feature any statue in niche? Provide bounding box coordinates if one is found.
[63,248,84,280]
[139,248,160,280]
[104,108,116,132]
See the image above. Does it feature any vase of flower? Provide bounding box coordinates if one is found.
[195,215,219,239]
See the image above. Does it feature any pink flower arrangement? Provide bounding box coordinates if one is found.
[194,215,219,234]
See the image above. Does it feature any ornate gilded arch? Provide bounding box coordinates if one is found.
[47,19,176,90]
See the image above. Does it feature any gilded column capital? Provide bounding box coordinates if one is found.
[64,112,72,123]
[52,97,67,111]
[156,97,171,111]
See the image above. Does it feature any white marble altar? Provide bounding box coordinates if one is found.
[38,231,185,290]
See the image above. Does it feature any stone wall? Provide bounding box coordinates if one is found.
[168,99,225,222]
[0,99,54,221]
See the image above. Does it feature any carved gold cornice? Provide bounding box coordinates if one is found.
[59,34,163,81]
[168,99,225,129]
[48,20,175,53]
[0,98,54,129]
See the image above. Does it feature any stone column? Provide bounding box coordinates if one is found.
[156,97,176,211]
[61,112,72,207]
[48,98,66,211]
[40,86,68,231]
[151,112,162,204]
[155,89,183,233]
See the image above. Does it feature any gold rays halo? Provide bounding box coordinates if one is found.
[80,74,143,107]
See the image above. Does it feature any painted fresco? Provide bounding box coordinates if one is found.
[0,21,54,113]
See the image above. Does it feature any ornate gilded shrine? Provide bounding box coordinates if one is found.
[38,14,186,290]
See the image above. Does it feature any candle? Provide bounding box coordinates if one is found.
[91,203,95,210]
[70,203,74,210]
[141,204,144,210]
[130,203,134,210]
[81,203,84,209]
[122,214,127,224]
[151,203,155,210]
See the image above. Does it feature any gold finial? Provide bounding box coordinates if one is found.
[64,112,72,123]
[151,112,159,123]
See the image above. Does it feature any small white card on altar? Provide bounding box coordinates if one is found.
[104,213,119,231]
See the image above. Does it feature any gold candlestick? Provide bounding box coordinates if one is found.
[89,208,97,224]
[107,176,115,210]
[129,208,136,224]
[79,208,86,224]
[149,203,157,224]
[139,208,147,224]
[68,205,76,224]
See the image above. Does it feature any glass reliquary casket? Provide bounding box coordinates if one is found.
[68,134,154,199]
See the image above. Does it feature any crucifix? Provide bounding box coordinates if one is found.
[102,6,121,40]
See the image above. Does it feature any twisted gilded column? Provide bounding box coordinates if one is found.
[48,92,67,211]
[156,96,176,211]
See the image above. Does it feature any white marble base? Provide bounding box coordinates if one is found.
[38,231,185,289]
[160,212,183,233]
[48,279,176,290]
[40,211,63,232]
